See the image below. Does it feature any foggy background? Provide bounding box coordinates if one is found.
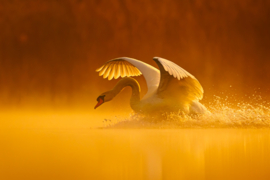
[1,0,270,112]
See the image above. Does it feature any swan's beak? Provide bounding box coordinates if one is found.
[94,97,104,109]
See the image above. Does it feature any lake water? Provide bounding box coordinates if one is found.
[1,123,270,180]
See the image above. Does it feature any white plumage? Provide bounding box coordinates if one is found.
[153,57,195,80]
[95,57,207,114]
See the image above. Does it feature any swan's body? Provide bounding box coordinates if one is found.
[95,57,207,114]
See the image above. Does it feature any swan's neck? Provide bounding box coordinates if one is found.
[112,77,141,108]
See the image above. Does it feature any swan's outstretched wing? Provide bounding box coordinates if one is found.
[96,57,160,98]
[153,57,203,104]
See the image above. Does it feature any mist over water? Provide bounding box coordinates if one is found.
[99,96,270,129]
[1,1,270,180]
[1,128,270,180]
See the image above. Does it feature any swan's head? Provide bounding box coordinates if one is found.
[94,90,115,109]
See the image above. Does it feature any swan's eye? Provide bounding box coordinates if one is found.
[97,95,105,101]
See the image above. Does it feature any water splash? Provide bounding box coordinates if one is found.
[103,96,270,128]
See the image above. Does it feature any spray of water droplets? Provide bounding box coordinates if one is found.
[103,96,270,128]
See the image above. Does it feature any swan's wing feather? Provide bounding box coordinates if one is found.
[97,59,141,79]
[96,57,160,98]
[153,57,203,103]
[154,57,196,80]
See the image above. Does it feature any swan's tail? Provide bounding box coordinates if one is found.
[190,101,210,114]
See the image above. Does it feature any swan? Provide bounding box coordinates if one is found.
[94,57,207,114]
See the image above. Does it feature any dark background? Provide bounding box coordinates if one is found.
[1,0,270,111]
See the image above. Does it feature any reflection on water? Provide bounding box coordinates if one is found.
[0,127,270,180]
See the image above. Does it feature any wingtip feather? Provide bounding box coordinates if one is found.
[96,65,104,72]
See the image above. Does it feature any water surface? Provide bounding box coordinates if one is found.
[0,126,270,180]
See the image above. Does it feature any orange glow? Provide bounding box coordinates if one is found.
[0,0,270,111]
[0,128,270,180]
[1,1,270,179]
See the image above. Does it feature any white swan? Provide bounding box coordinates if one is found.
[95,57,207,114]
